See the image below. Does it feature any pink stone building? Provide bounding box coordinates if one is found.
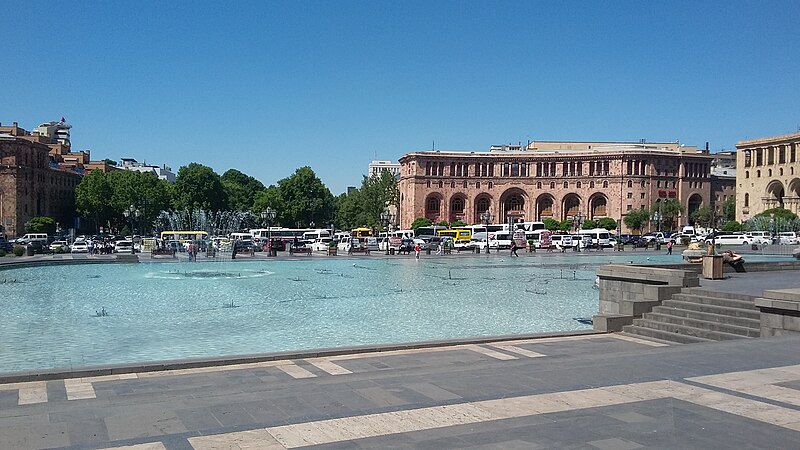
[398,141,732,233]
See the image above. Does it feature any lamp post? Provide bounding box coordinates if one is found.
[380,210,395,255]
[480,210,492,254]
[769,214,775,244]
[261,208,276,256]
[123,204,140,236]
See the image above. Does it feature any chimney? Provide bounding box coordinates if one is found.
[13,122,18,127]
[705,142,709,151]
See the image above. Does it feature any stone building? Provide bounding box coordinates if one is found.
[0,130,82,237]
[398,140,729,233]
[368,160,400,179]
[735,131,800,221]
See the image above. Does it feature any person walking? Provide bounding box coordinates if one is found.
[414,243,421,259]
[666,240,673,255]
[510,240,519,257]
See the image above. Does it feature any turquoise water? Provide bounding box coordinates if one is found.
[0,252,784,373]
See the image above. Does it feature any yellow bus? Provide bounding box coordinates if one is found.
[437,229,472,245]
[159,231,209,243]
[351,227,373,238]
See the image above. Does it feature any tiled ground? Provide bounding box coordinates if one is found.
[2,334,800,449]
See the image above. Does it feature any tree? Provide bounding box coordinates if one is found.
[410,217,433,232]
[623,209,650,233]
[276,167,334,228]
[251,186,284,223]
[75,169,115,231]
[222,169,265,212]
[451,220,467,228]
[27,217,56,235]
[721,220,742,232]
[543,218,560,230]
[690,206,714,228]
[597,217,617,230]
[359,171,399,229]
[660,199,684,231]
[436,220,450,227]
[582,219,598,230]
[106,170,172,233]
[722,197,736,222]
[173,163,229,214]
[755,207,798,221]
[103,159,117,166]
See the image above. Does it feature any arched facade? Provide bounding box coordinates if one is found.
[448,194,467,223]
[561,194,581,220]
[589,193,608,219]
[536,194,555,221]
[424,193,443,222]
[500,189,527,222]
[765,180,785,210]
[473,195,492,223]
[687,194,703,218]
[735,131,800,220]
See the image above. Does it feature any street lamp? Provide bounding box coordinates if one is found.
[380,210,396,255]
[261,208,276,257]
[769,214,776,244]
[122,204,140,236]
[480,210,492,254]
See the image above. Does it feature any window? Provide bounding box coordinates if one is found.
[603,181,608,188]
[745,171,749,179]
[590,181,595,188]
[757,170,761,177]
[427,197,440,212]
[780,168,783,176]
[550,182,555,189]
[463,181,467,188]
[657,180,661,188]
[511,162,519,177]
[627,192,633,199]
[438,181,443,188]
[476,181,480,188]
[756,149,763,166]
[537,181,542,189]
[768,147,775,165]
[451,181,455,188]
[627,205,632,211]
[744,150,751,167]
[488,182,493,188]
[744,193,749,207]
[627,180,632,188]
[641,180,646,188]
[768,169,772,177]
[640,193,646,199]
[563,181,568,188]
[576,181,581,188]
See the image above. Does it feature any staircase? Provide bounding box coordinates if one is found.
[622,288,761,344]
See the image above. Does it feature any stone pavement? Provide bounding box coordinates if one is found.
[2,333,800,449]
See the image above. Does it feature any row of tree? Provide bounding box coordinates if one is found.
[74,163,400,235]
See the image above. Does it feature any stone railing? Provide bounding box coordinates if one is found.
[593,264,699,332]
[754,288,800,337]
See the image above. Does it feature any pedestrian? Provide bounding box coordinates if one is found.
[666,240,673,255]
[414,243,421,259]
[510,241,519,257]
[436,241,443,255]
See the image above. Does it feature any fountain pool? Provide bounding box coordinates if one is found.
[0,252,783,374]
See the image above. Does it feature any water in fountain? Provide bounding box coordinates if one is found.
[154,209,256,266]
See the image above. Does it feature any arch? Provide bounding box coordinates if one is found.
[744,193,750,208]
[687,194,703,221]
[473,195,492,223]
[424,193,443,222]
[536,194,555,221]
[449,194,467,223]
[788,178,800,197]
[561,193,581,220]
[766,180,785,209]
[588,193,608,219]
[500,188,527,222]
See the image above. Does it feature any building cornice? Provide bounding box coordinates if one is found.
[736,131,800,148]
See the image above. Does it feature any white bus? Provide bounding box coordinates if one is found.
[577,228,611,248]
[302,229,332,241]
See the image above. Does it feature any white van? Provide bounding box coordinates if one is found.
[777,232,799,245]
[17,233,48,244]
[488,231,512,249]
[578,228,611,248]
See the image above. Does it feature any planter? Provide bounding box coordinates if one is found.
[327,247,338,256]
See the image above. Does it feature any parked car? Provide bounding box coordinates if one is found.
[26,241,47,254]
[397,238,415,254]
[311,237,333,252]
[114,240,135,254]
[705,232,751,246]
[412,238,430,251]
[777,232,799,245]
[48,241,70,252]
[70,240,90,253]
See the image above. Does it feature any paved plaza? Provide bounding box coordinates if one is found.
[1,332,800,449]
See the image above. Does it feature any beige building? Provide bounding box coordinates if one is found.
[735,132,800,221]
[398,140,732,233]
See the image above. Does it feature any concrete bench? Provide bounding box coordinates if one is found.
[289,247,312,256]
[348,247,370,255]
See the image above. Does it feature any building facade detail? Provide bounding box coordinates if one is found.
[398,141,727,232]
[735,132,800,221]
[368,160,400,179]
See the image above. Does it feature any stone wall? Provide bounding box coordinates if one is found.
[593,264,700,332]
[755,288,800,337]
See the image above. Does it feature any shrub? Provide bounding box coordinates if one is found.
[12,245,25,257]
[681,236,691,246]
[0,249,5,257]
[54,247,64,254]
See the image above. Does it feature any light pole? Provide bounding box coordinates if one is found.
[769,214,776,244]
[122,204,140,236]
[480,210,492,254]
[380,210,395,255]
[261,208,276,257]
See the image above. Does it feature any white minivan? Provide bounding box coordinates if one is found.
[17,233,48,244]
[578,228,611,248]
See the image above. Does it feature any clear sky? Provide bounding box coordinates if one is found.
[2,1,799,194]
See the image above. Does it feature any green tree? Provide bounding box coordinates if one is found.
[623,209,650,233]
[276,167,334,227]
[755,207,798,221]
[582,219,598,230]
[359,171,399,229]
[451,220,467,228]
[75,169,115,231]
[333,190,364,230]
[410,217,433,232]
[722,197,736,222]
[27,217,56,234]
[173,163,229,214]
[597,217,617,230]
[251,186,284,224]
[721,220,742,232]
[543,218,560,230]
[660,199,684,231]
[690,206,714,228]
[222,169,265,212]
[557,219,573,231]
[436,220,450,227]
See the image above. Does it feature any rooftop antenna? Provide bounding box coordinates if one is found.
[432,140,435,151]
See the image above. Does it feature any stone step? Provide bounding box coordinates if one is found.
[642,312,760,338]
[682,288,758,302]
[621,325,711,344]
[661,300,761,320]
[632,318,748,341]
[651,306,761,329]
[669,293,758,311]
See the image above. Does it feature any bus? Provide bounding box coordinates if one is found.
[415,225,447,238]
[351,227,373,238]
[249,227,282,240]
[515,221,546,232]
[160,231,209,243]
[437,229,472,247]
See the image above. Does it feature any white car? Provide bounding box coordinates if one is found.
[777,232,799,245]
[70,240,90,253]
[705,233,751,246]
[49,241,70,252]
[114,240,135,254]
[310,237,333,252]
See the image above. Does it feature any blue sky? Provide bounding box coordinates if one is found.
[2,1,799,194]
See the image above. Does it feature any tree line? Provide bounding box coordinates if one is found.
[72,163,399,235]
